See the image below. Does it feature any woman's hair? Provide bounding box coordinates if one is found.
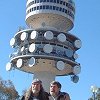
[36,84,49,100]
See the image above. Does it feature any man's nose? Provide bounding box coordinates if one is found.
[51,87,55,90]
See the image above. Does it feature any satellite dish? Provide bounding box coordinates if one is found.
[56,48,63,55]
[57,33,66,42]
[43,44,53,53]
[73,53,78,59]
[44,31,54,40]
[10,38,16,47]
[28,57,36,67]
[6,62,12,71]
[71,75,79,83]
[65,49,73,57]
[21,46,25,52]
[29,43,36,53]
[56,61,65,70]
[55,47,62,55]
[74,40,82,48]
[16,59,23,68]
[20,32,28,41]
[30,31,38,39]
[73,65,81,75]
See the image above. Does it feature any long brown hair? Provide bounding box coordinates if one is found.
[25,84,49,100]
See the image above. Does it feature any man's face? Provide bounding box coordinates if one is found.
[50,84,60,97]
[31,82,41,94]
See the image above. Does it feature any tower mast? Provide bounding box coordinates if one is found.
[6,0,82,92]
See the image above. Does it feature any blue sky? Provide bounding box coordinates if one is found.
[0,0,100,100]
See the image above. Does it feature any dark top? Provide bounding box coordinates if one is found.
[21,91,49,100]
[49,92,70,100]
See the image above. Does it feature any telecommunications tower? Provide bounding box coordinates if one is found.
[6,0,82,91]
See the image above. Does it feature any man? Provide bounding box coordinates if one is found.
[21,78,49,100]
[49,81,70,100]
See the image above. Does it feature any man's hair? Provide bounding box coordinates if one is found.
[25,82,48,100]
[50,81,61,89]
[32,78,42,84]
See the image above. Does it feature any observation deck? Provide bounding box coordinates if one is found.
[26,0,75,32]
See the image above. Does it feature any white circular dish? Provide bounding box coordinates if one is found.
[73,65,81,75]
[44,31,54,40]
[65,49,73,57]
[6,62,12,71]
[30,31,38,39]
[73,53,78,59]
[43,44,53,53]
[56,61,65,70]
[16,59,23,68]
[29,43,36,53]
[56,49,63,56]
[10,38,16,47]
[20,32,28,41]
[74,40,82,48]
[21,46,25,52]
[28,57,36,67]
[57,33,66,42]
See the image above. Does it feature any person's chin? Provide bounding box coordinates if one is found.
[50,92,55,96]
[33,90,39,94]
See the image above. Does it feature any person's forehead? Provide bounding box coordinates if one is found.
[50,84,58,87]
[32,82,40,85]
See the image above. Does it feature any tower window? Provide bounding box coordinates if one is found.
[40,6,42,9]
[37,0,39,3]
[57,0,59,3]
[32,8,34,11]
[46,5,49,9]
[66,3,68,6]
[47,0,49,2]
[35,0,36,3]
[26,5,74,20]
[43,5,46,9]
[54,0,56,3]
[34,7,36,10]
[65,9,67,13]
[30,9,31,12]
[40,0,43,2]
[63,2,65,5]
[60,0,63,4]
[62,8,64,12]
[59,7,62,11]
[50,0,53,2]
[50,6,52,9]
[37,6,39,10]
[56,7,59,11]
[32,1,34,4]
[53,6,56,10]
[43,0,46,2]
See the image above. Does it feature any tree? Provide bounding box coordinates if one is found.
[97,88,100,100]
[0,77,19,99]
[88,88,100,100]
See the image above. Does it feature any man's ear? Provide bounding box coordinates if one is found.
[58,88,61,91]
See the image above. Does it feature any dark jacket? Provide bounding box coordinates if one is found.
[21,91,49,100]
[49,92,70,100]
